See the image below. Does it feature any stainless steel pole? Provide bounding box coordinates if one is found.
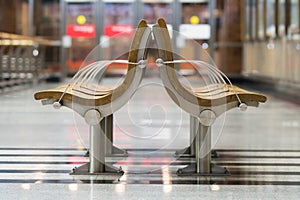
[89,119,105,173]
[195,122,211,174]
[190,115,197,156]
[105,115,113,155]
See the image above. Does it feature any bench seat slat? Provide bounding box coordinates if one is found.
[34,83,113,106]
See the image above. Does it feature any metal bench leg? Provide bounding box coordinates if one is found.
[196,124,211,174]
[105,114,127,155]
[89,120,105,173]
[70,112,124,176]
[177,120,228,176]
[191,115,218,158]
[175,115,197,156]
[105,115,113,155]
[190,115,197,156]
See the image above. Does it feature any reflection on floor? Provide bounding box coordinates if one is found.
[0,148,300,185]
[0,76,299,199]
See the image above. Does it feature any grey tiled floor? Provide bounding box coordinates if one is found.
[1,184,300,200]
[0,76,300,199]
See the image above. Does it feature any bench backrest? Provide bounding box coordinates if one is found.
[111,20,151,101]
[153,18,199,106]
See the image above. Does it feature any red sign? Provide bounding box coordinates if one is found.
[66,24,96,38]
[104,25,134,37]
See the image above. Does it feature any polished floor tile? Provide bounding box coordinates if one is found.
[0,76,299,199]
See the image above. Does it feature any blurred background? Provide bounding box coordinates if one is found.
[1,0,299,95]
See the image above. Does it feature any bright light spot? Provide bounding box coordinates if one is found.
[162,166,172,193]
[115,183,125,193]
[34,180,42,184]
[119,172,128,181]
[68,183,78,191]
[76,143,84,149]
[21,184,31,190]
[33,49,39,56]
[190,16,200,24]
[163,184,172,193]
[202,43,209,49]
[210,184,220,191]
[267,43,275,49]
[77,15,86,25]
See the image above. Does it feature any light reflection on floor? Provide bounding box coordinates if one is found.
[0,77,300,199]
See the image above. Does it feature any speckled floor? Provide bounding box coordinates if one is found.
[0,76,299,199]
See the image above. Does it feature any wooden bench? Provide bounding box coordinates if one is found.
[153,18,267,175]
[34,20,152,176]
[35,18,267,177]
